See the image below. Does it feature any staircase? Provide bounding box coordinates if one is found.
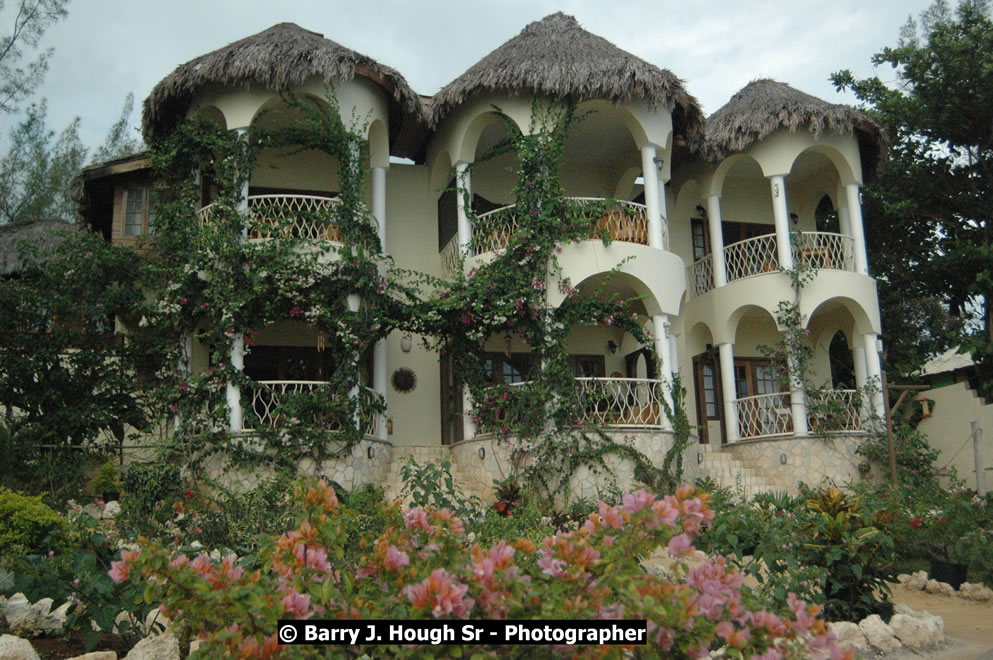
[381,445,458,502]
[696,444,787,499]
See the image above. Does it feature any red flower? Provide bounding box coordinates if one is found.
[910,517,922,528]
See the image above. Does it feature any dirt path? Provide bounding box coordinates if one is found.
[889,585,993,660]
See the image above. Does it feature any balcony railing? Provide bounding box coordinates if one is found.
[249,381,378,435]
[574,377,666,429]
[732,388,864,441]
[197,194,377,241]
[440,234,460,275]
[470,198,656,257]
[688,232,858,297]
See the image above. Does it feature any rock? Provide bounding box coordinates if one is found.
[124,635,179,660]
[893,602,915,616]
[66,653,117,660]
[0,634,40,660]
[188,640,203,655]
[3,594,67,637]
[897,573,911,585]
[81,504,104,519]
[827,621,868,652]
[890,613,943,649]
[925,578,956,596]
[858,614,901,653]
[102,501,121,519]
[959,582,993,602]
[905,570,928,591]
[143,608,171,635]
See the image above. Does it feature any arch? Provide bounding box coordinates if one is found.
[613,166,644,200]
[429,149,454,200]
[197,105,226,130]
[729,305,780,353]
[455,109,525,165]
[367,119,389,169]
[559,271,661,318]
[575,100,649,150]
[805,296,874,341]
[788,143,857,188]
[708,153,763,198]
[685,321,716,358]
[725,304,779,344]
[250,92,333,131]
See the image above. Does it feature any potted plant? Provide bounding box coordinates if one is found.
[910,490,991,589]
[90,459,122,502]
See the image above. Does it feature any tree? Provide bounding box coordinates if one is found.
[832,0,993,381]
[0,229,159,495]
[0,99,85,223]
[0,0,69,114]
[91,92,144,163]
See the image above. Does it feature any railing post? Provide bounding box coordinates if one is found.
[227,335,244,433]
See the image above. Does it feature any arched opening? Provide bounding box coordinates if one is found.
[815,194,839,233]
[829,330,855,389]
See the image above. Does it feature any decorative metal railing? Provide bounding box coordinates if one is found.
[440,234,460,275]
[733,392,794,440]
[724,234,780,283]
[197,195,377,241]
[791,232,856,272]
[687,254,714,298]
[249,381,378,435]
[469,198,657,257]
[807,389,863,432]
[574,377,666,429]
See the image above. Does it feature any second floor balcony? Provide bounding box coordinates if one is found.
[686,231,857,297]
[441,197,661,274]
[197,194,378,243]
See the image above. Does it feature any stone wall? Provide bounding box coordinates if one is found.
[724,434,866,492]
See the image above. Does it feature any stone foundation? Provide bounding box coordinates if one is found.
[722,434,866,492]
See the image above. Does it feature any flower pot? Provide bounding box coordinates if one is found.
[929,558,968,589]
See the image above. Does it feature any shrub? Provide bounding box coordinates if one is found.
[112,480,851,658]
[0,487,68,555]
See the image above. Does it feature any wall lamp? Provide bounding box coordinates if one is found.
[790,212,799,225]
[400,333,412,353]
[607,340,618,354]
[695,204,707,217]
[478,446,486,460]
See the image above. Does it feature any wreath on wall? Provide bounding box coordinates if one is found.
[391,368,417,393]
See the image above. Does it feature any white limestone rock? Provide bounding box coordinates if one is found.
[904,570,928,591]
[827,621,868,652]
[0,635,40,660]
[124,635,180,660]
[3,594,69,637]
[143,608,171,636]
[890,613,943,649]
[102,500,121,519]
[858,614,901,653]
[925,578,956,596]
[959,581,993,602]
[66,652,117,660]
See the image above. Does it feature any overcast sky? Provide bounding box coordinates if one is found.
[9,0,935,156]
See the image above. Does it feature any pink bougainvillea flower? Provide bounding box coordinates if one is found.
[108,549,140,583]
[667,533,693,556]
[404,568,473,618]
[384,545,410,572]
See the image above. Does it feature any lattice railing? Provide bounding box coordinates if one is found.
[574,377,666,429]
[249,381,378,435]
[724,234,779,282]
[687,254,714,297]
[807,389,863,432]
[440,234,460,275]
[792,232,856,272]
[469,198,657,257]
[733,392,793,440]
[197,195,377,241]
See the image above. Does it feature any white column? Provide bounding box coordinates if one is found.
[227,335,244,433]
[789,354,809,437]
[769,175,793,270]
[853,345,870,425]
[668,333,679,378]
[235,127,250,240]
[706,195,727,287]
[372,166,387,251]
[863,333,885,420]
[845,183,869,275]
[640,144,665,249]
[455,161,472,255]
[462,386,476,440]
[718,343,738,444]
[838,204,852,238]
[373,341,387,441]
[653,314,673,430]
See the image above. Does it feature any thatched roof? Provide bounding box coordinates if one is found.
[0,220,82,276]
[142,22,426,155]
[704,79,884,178]
[428,13,704,149]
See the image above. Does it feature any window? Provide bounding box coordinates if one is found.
[483,352,533,384]
[124,187,157,236]
[691,218,709,261]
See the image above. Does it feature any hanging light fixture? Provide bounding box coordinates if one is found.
[316,331,327,352]
[503,332,513,358]
[400,333,412,353]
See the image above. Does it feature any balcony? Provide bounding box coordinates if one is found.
[687,232,856,297]
[479,376,668,432]
[249,380,379,435]
[197,194,378,242]
[441,198,661,274]
[731,389,864,441]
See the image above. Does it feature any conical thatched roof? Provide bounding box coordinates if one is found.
[0,220,81,276]
[428,13,704,149]
[704,79,884,178]
[142,22,425,152]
